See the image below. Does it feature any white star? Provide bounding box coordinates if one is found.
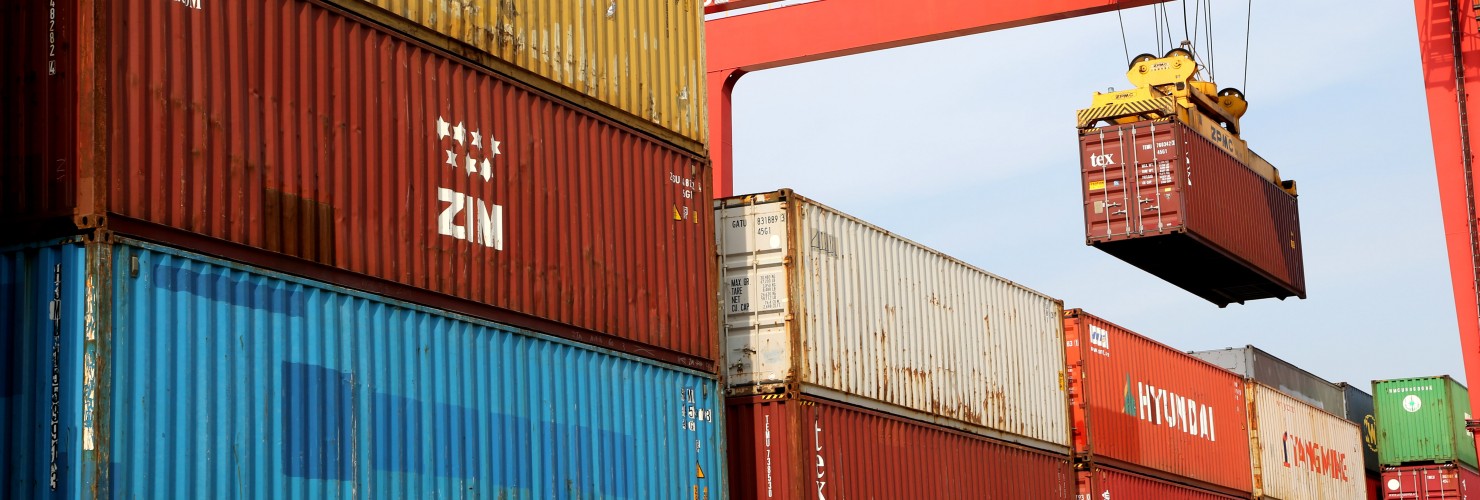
[436,116,450,140]
[445,150,457,168]
[488,137,502,158]
[479,158,492,181]
[453,122,466,145]
[465,156,478,175]
[470,130,482,149]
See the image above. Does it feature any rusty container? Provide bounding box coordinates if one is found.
[1382,463,1480,499]
[1064,309,1253,496]
[327,0,708,151]
[1189,345,1347,416]
[726,393,1073,500]
[1079,119,1305,306]
[716,189,1071,453]
[1077,464,1247,500]
[0,0,717,370]
[1247,381,1367,499]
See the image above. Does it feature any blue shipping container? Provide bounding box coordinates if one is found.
[0,239,725,499]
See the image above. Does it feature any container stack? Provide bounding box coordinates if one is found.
[717,189,1074,498]
[1244,381,1367,499]
[1338,382,1383,499]
[1062,310,1252,500]
[1,0,723,498]
[1374,376,1479,500]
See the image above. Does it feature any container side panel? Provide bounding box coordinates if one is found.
[1189,346,1346,416]
[0,243,87,500]
[716,200,792,388]
[727,396,1072,499]
[1067,311,1253,493]
[725,398,799,500]
[1249,383,1366,499]
[784,192,1068,448]
[1380,463,1480,500]
[331,0,707,145]
[1375,377,1478,468]
[1079,465,1244,500]
[105,242,724,499]
[106,0,716,363]
[1342,384,1381,475]
[0,1,77,222]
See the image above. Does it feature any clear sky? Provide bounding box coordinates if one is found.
[723,0,1459,390]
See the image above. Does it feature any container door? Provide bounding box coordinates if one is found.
[717,199,792,389]
[1081,122,1185,240]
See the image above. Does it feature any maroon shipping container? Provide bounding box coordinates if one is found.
[1372,472,1385,500]
[1076,464,1245,500]
[1064,309,1254,496]
[1079,118,1305,307]
[726,394,1073,500]
[1383,463,1480,499]
[1,0,717,368]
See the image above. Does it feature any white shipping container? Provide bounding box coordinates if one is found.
[715,189,1070,451]
[1247,382,1366,500]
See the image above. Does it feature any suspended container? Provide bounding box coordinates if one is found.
[716,189,1071,453]
[0,238,725,499]
[1381,463,1480,499]
[0,0,717,370]
[726,393,1072,500]
[1190,345,1346,416]
[1247,381,1367,500]
[1064,309,1253,496]
[1076,464,1247,500]
[1373,376,1477,469]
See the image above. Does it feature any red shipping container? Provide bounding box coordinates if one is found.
[1383,463,1480,499]
[1078,118,1305,307]
[1064,309,1254,496]
[1077,464,1245,500]
[726,394,1073,500]
[0,0,716,369]
[1372,472,1385,500]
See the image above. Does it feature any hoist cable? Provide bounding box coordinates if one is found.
[1243,0,1253,94]
[1117,8,1131,67]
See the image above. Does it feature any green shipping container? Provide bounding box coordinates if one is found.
[1373,376,1477,468]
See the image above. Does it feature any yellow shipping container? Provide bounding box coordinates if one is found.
[339,0,706,152]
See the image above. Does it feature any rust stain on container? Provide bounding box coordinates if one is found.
[1247,381,1366,499]
[1,0,717,368]
[1079,119,1305,306]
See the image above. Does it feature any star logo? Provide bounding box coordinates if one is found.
[452,121,466,145]
[488,138,502,159]
[470,129,482,149]
[436,116,451,141]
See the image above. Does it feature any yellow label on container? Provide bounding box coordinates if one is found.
[1089,180,1106,191]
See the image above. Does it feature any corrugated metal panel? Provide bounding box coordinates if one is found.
[1077,465,1245,500]
[1248,382,1366,500]
[1341,382,1382,475]
[726,394,1073,499]
[3,0,718,368]
[1079,119,1304,306]
[8,239,726,498]
[716,189,1071,451]
[0,242,87,500]
[1374,376,1478,468]
[1065,309,1252,495]
[1189,346,1346,416]
[329,0,707,148]
[1382,463,1480,499]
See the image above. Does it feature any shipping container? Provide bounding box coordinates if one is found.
[1079,118,1305,306]
[1371,473,1385,500]
[715,189,1071,452]
[0,238,725,499]
[1063,309,1253,496]
[0,0,717,370]
[1190,345,1346,416]
[1076,464,1246,500]
[1382,463,1480,499]
[726,393,1072,500]
[330,0,708,150]
[1342,382,1383,475]
[1247,381,1367,500]
[1374,376,1478,468]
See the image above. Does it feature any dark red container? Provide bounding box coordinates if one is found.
[1,0,717,369]
[1372,472,1385,500]
[1064,309,1253,496]
[1382,463,1480,499]
[1077,465,1245,500]
[726,394,1073,499]
[1079,119,1305,306]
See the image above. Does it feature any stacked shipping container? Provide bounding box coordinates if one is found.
[717,189,1073,497]
[1342,382,1384,499]
[1246,382,1367,499]
[1373,376,1479,500]
[1191,345,1347,416]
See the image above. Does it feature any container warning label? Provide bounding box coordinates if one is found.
[1088,180,1106,191]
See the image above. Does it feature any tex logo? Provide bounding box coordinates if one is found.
[1089,153,1117,167]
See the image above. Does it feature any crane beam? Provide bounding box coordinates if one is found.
[706,0,1170,196]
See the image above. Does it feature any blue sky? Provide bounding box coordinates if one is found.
[724,1,1457,389]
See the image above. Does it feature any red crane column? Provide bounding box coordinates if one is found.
[705,0,1171,197]
[1414,0,1480,439]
